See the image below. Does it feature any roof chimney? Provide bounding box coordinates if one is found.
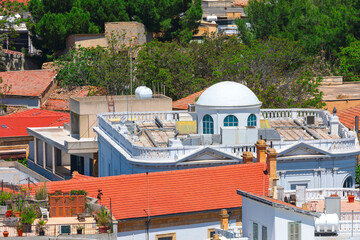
[220,209,229,230]
[242,151,254,164]
[255,139,267,163]
[266,147,279,197]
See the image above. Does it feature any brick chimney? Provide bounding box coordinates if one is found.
[255,139,267,163]
[220,209,229,230]
[242,151,254,164]
[266,147,279,197]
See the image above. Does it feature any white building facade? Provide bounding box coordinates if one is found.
[94,81,360,190]
[239,190,319,240]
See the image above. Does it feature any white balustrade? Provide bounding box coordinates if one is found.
[98,108,358,161]
[339,220,360,233]
[285,188,360,201]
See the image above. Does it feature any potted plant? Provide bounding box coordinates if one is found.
[37,219,47,236]
[3,230,9,237]
[95,207,111,233]
[76,225,84,234]
[348,194,355,203]
[21,206,37,233]
[16,222,24,237]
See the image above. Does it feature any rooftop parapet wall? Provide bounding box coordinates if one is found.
[97,109,360,161]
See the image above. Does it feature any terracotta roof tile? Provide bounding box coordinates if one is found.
[337,105,360,129]
[0,108,70,137]
[0,70,56,97]
[172,90,205,110]
[31,163,269,220]
[3,49,24,56]
[42,86,101,111]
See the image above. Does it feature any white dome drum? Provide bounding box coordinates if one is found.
[195,81,261,108]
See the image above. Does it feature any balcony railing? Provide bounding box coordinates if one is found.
[0,222,116,237]
[284,188,360,201]
[214,226,245,239]
[98,108,358,161]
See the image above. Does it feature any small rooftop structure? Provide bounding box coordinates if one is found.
[0,69,57,108]
[196,81,261,107]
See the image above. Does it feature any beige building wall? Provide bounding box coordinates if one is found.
[105,22,153,46]
[70,95,172,139]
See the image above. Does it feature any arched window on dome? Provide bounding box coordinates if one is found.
[203,115,214,134]
[247,114,257,127]
[343,176,353,188]
[224,115,239,127]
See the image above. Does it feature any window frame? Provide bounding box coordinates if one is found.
[247,114,257,127]
[288,221,301,240]
[262,225,267,240]
[253,222,259,240]
[208,228,216,239]
[224,115,239,127]
[203,114,214,134]
[155,232,176,240]
[343,176,353,188]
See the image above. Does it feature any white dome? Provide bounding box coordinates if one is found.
[196,81,261,107]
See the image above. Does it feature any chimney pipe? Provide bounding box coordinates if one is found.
[255,139,267,163]
[242,151,254,164]
[220,209,229,230]
[355,116,359,134]
[266,147,279,197]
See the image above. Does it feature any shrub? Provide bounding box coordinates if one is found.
[35,183,47,200]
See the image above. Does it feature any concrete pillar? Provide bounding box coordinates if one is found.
[34,137,37,164]
[242,151,254,164]
[330,108,340,135]
[52,146,55,174]
[255,139,267,163]
[42,141,46,169]
[220,209,229,230]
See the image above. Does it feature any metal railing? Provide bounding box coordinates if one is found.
[0,222,107,237]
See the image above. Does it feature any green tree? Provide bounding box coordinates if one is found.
[28,0,202,55]
[56,33,133,95]
[338,40,360,81]
[237,0,360,59]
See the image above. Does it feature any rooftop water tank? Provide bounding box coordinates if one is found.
[315,213,339,234]
[135,86,152,99]
[206,15,217,22]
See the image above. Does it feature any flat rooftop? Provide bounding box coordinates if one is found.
[109,112,339,148]
[320,83,360,101]
[0,167,38,184]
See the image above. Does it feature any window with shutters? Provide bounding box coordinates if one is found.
[262,225,267,240]
[253,222,259,240]
[288,222,301,240]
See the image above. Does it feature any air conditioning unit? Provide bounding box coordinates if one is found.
[306,116,315,125]
[188,104,196,113]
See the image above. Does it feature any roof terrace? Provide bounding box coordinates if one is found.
[96,108,359,161]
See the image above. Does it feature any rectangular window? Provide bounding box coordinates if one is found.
[208,228,215,239]
[288,222,301,240]
[253,222,258,240]
[262,225,267,240]
[156,233,176,240]
[290,184,307,190]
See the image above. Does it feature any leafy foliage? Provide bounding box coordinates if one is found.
[237,0,360,59]
[338,41,360,81]
[27,0,202,55]
[136,36,323,108]
[56,33,134,95]
[35,183,47,200]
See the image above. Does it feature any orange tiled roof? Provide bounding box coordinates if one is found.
[172,90,205,110]
[0,70,56,97]
[337,105,360,129]
[31,163,269,220]
[0,108,70,137]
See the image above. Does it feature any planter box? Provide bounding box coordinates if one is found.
[49,195,85,217]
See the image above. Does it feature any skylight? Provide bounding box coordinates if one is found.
[1,125,7,128]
